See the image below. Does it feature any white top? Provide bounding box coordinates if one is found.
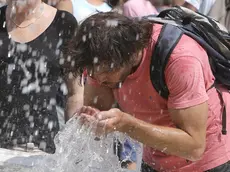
[71,0,112,23]
[185,0,216,15]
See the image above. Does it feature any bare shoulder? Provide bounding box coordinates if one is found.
[56,0,73,14]
[44,2,57,13]
[43,3,57,22]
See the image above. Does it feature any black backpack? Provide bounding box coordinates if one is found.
[145,6,230,135]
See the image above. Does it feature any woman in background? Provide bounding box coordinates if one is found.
[71,0,111,22]
[45,0,111,23]
[183,0,229,31]
[0,0,80,154]
[0,0,5,7]
[43,0,73,13]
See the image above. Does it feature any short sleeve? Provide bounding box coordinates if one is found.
[123,4,137,17]
[60,11,78,45]
[165,56,209,109]
[58,11,78,75]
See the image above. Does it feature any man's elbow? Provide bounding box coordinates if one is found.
[188,144,206,161]
[65,94,84,120]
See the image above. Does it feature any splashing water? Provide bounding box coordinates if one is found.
[0,117,138,172]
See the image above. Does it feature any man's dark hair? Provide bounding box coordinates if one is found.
[67,12,153,75]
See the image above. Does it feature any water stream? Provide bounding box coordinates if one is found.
[0,117,142,172]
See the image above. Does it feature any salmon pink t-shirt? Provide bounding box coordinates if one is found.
[87,24,230,171]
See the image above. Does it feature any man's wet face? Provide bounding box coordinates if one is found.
[90,64,133,89]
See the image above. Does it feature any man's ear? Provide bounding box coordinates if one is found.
[132,51,143,67]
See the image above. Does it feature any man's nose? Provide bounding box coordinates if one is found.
[95,75,107,85]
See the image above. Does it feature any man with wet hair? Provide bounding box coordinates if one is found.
[68,12,230,171]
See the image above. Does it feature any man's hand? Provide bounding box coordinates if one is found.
[77,106,100,116]
[78,107,130,136]
[94,108,127,135]
[77,106,100,127]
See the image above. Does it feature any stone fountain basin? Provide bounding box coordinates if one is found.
[0,148,140,172]
[0,148,46,167]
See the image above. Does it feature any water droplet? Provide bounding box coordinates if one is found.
[48,121,54,130]
[82,35,86,42]
[106,19,118,27]
[93,96,98,104]
[89,32,92,38]
[39,141,47,150]
[93,57,98,64]
[23,104,30,111]
[0,40,3,46]
[110,63,114,69]
[8,95,12,102]
[118,82,122,88]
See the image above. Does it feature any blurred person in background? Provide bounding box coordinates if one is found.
[107,0,158,18]
[0,0,79,154]
[43,0,73,13]
[107,0,123,13]
[183,0,230,31]
[122,0,158,17]
[150,0,185,13]
[183,0,216,14]
[44,0,112,23]
[151,0,173,12]
[172,0,184,6]
[0,0,5,7]
[70,0,111,23]
[46,0,111,23]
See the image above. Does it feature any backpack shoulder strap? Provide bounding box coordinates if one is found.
[150,23,183,99]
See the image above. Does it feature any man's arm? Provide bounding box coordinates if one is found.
[56,0,73,14]
[65,76,84,121]
[122,102,208,161]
